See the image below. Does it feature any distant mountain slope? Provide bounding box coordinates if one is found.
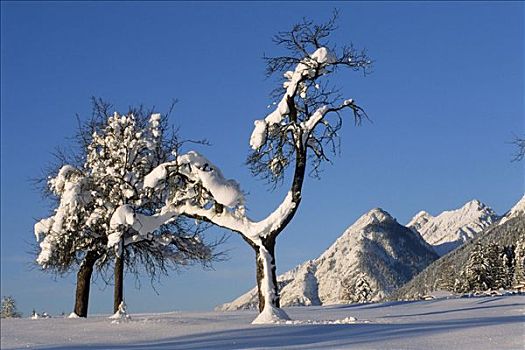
[407,200,499,256]
[217,208,438,311]
[500,194,525,225]
[391,213,525,300]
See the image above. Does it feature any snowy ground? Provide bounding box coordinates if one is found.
[1,295,524,349]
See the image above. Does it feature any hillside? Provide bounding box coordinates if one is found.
[391,213,525,300]
[407,200,499,256]
[218,208,438,310]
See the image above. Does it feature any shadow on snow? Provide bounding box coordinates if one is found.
[41,315,523,350]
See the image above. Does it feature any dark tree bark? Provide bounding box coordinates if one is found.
[74,250,100,317]
[254,236,279,312]
[113,254,124,313]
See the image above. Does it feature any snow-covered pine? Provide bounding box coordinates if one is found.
[459,241,513,292]
[501,246,515,288]
[392,197,525,300]
[340,273,373,303]
[0,296,21,318]
[464,242,491,291]
[512,235,525,288]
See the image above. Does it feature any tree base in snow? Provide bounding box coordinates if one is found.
[109,301,131,323]
[251,305,291,324]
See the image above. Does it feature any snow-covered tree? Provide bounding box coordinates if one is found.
[463,242,508,291]
[34,100,222,317]
[340,273,373,303]
[465,242,490,291]
[512,137,525,162]
[485,243,505,289]
[1,296,22,318]
[512,237,525,287]
[112,13,371,324]
[501,245,515,289]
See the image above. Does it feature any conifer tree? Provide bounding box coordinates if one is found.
[512,237,525,287]
[1,296,22,318]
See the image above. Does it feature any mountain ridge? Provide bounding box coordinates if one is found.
[407,199,499,255]
[218,197,521,311]
[217,207,438,311]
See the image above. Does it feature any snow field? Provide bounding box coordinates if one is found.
[1,295,523,349]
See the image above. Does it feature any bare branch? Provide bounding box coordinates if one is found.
[511,137,525,162]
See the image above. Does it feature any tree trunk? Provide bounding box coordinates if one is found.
[74,250,99,317]
[114,252,124,313]
[255,236,280,312]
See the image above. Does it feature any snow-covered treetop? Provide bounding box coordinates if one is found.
[105,14,372,324]
[35,109,167,269]
[35,100,221,276]
[247,12,371,184]
[86,111,164,207]
[34,164,92,268]
[110,12,372,248]
[249,46,336,151]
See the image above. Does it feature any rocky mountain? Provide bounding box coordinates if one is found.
[407,200,499,256]
[217,208,438,311]
[499,194,525,225]
[391,210,525,300]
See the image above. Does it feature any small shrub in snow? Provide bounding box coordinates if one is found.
[1,296,21,318]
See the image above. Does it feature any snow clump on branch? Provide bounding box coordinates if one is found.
[249,47,336,150]
[34,165,90,266]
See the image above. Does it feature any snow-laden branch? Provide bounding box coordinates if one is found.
[247,43,368,184]
[177,190,295,244]
[104,22,370,323]
[144,151,244,209]
[250,47,335,150]
[108,204,178,250]
[34,165,91,266]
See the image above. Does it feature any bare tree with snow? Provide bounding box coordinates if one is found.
[113,13,372,323]
[34,99,224,317]
[512,137,525,162]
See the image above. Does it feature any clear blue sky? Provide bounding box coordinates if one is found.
[1,2,523,316]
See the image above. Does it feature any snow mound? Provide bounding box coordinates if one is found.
[280,316,363,325]
[251,305,290,324]
[109,302,131,323]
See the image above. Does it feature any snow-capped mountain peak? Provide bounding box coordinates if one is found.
[408,199,498,256]
[217,207,437,311]
[407,210,433,232]
[499,194,525,225]
[347,208,395,231]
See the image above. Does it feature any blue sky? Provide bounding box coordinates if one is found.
[1,2,523,315]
